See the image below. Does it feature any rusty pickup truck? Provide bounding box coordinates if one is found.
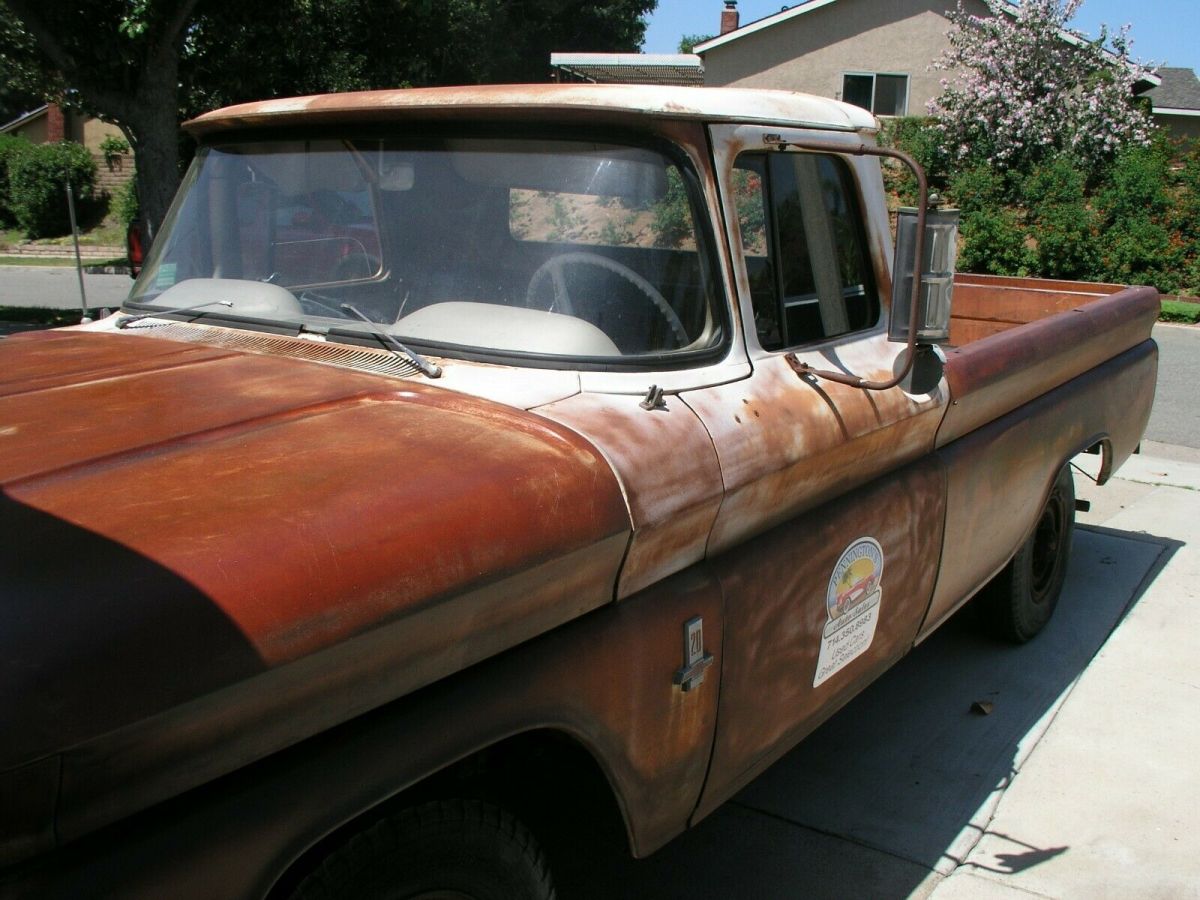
[0,85,1158,899]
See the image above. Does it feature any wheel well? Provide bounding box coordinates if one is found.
[1084,437,1114,485]
[268,729,630,899]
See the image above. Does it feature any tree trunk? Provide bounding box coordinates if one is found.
[126,99,184,238]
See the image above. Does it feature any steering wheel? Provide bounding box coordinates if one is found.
[525,251,689,348]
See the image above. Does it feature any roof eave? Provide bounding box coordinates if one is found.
[0,104,49,134]
[694,0,841,54]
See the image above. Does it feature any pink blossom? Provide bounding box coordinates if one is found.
[929,0,1153,171]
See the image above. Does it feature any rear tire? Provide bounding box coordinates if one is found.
[291,799,556,900]
[981,465,1075,643]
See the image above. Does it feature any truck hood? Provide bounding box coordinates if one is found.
[0,330,631,773]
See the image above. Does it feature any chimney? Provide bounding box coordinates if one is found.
[46,102,65,143]
[720,1,739,36]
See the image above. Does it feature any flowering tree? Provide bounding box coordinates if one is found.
[930,0,1154,171]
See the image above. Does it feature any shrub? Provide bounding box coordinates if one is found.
[8,141,97,238]
[947,164,1008,216]
[647,167,693,249]
[947,164,1031,276]
[879,116,951,198]
[1094,141,1178,290]
[958,206,1031,276]
[112,175,139,229]
[0,135,33,228]
[1097,214,1175,290]
[1097,141,1172,221]
[935,136,1197,292]
[1166,141,1200,249]
[1022,156,1099,280]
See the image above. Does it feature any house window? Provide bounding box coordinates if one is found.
[732,152,878,350]
[842,73,908,116]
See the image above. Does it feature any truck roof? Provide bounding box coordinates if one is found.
[184,83,877,137]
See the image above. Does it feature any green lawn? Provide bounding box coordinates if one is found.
[0,255,127,267]
[1160,299,1200,324]
[2,219,126,251]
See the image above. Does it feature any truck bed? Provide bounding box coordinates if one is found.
[914,273,1160,639]
[938,273,1160,447]
[949,273,1134,345]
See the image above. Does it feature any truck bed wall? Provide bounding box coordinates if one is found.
[949,273,1130,346]
[938,278,1159,448]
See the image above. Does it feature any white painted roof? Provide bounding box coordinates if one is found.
[187,84,877,135]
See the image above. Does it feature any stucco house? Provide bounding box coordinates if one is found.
[1143,67,1200,141]
[0,102,133,193]
[694,0,1161,123]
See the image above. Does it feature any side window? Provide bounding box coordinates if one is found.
[733,152,878,350]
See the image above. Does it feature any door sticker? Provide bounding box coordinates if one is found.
[814,537,884,687]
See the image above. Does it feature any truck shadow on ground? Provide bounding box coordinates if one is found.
[559,524,1179,900]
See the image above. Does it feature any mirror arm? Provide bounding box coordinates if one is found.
[768,140,928,392]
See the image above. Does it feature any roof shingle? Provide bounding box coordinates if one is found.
[1146,67,1200,112]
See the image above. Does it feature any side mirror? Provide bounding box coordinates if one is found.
[126,219,148,280]
[889,204,959,345]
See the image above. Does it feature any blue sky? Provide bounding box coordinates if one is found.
[642,0,1198,71]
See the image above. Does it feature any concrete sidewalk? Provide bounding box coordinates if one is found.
[926,444,1200,899]
[563,444,1198,899]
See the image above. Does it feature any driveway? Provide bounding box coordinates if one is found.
[554,445,1199,899]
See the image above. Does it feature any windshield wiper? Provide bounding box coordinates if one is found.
[338,303,441,378]
[116,300,233,329]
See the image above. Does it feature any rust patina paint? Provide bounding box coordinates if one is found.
[0,82,1168,896]
[0,330,630,775]
[686,330,947,554]
[696,456,947,818]
[923,341,1158,638]
[537,391,725,599]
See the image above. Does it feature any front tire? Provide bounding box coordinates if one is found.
[291,799,556,900]
[981,465,1075,643]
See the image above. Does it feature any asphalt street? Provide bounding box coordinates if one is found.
[1146,323,1200,448]
[0,265,131,312]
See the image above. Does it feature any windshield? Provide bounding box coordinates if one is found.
[130,136,725,365]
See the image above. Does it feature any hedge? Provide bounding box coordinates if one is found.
[882,119,1200,296]
[0,135,33,229]
[6,141,97,239]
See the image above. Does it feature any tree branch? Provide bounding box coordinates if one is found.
[74,84,137,124]
[146,0,202,71]
[3,0,76,76]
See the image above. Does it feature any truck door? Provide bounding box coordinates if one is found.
[686,125,950,817]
